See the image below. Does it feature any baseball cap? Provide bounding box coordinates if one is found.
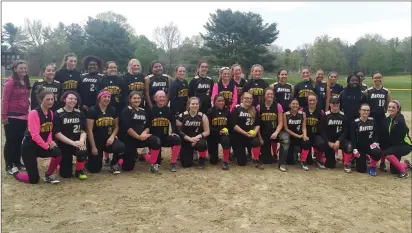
[330,96,340,104]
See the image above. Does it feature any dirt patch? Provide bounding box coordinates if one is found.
[2,113,411,233]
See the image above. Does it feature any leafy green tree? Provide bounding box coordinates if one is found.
[133,35,159,73]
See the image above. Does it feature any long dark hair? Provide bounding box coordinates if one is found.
[10,60,30,89]
[147,60,163,75]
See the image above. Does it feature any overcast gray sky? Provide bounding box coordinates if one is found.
[2,2,411,50]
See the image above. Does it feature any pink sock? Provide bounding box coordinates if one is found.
[170,145,181,163]
[386,155,406,173]
[301,149,310,163]
[144,149,160,165]
[370,159,378,167]
[57,165,60,170]
[15,172,30,183]
[271,141,278,156]
[315,152,323,162]
[402,163,408,169]
[104,152,110,159]
[198,150,207,158]
[223,149,230,162]
[75,161,85,171]
[343,153,352,165]
[118,158,124,166]
[47,156,62,175]
[252,147,261,160]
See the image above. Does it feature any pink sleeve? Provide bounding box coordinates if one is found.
[230,86,238,112]
[47,111,54,143]
[277,104,283,113]
[299,107,304,112]
[28,110,49,150]
[211,83,218,106]
[1,78,13,120]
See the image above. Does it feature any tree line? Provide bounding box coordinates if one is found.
[2,9,411,77]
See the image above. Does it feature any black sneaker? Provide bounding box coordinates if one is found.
[344,164,352,173]
[397,172,409,179]
[198,157,205,169]
[6,165,15,175]
[75,170,88,180]
[149,164,162,174]
[44,173,60,184]
[404,160,412,171]
[169,163,177,172]
[222,162,229,170]
[253,160,264,170]
[350,160,356,169]
[301,162,309,171]
[279,164,287,172]
[16,164,26,171]
[110,165,121,174]
[380,162,388,172]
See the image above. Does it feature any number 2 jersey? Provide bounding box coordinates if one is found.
[53,108,86,142]
[350,117,377,150]
[77,72,104,108]
[271,82,293,112]
[321,110,347,143]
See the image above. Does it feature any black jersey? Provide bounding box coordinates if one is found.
[55,68,81,93]
[230,104,260,132]
[258,102,281,135]
[271,82,293,112]
[169,78,188,115]
[178,111,204,138]
[315,81,327,111]
[294,80,316,108]
[77,73,104,108]
[207,107,229,135]
[149,105,176,138]
[217,81,237,109]
[25,107,53,141]
[360,83,368,91]
[53,108,86,141]
[31,79,62,112]
[242,79,269,107]
[303,107,323,135]
[123,72,145,95]
[366,87,389,118]
[350,117,377,150]
[330,84,344,98]
[148,74,170,103]
[188,76,214,111]
[321,110,347,142]
[120,106,149,136]
[285,110,304,135]
[233,78,246,104]
[96,75,128,110]
[87,105,116,145]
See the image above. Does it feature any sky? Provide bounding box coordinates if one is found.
[2,2,411,50]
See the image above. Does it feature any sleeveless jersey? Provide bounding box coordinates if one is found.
[366,87,389,118]
[217,81,236,109]
[54,108,85,141]
[148,74,169,103]
[178,111,204,138]
[272,82,293,112]
[303,107,323,135]
[315,81,327,110]
[258,102,279,135]
[285,111,304,135]
[207,107,229,133]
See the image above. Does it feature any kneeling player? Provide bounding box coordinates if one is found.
[54,91,89,180]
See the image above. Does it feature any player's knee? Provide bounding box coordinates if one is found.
[370,148,382,161]
[75,150,89,162]
[250,138,260,148]
[29,176,40,184]
[195,139,208,152]
[112,140,126,154]
[279,132,290,146]
[167,135,181,146]
[148,136,162,150]
[343,143,352,154]
[49,147,61,158]
[220,135,231,149]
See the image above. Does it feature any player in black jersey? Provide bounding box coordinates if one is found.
[77,55,104,112]
[301,93,327,169]
[327,71,344,98]
[294,67,316,108]
[231,64,246,105]
[350,104,383,175]
[314,70,329,111]
[144,60,173,109]
[31,64,62,112]
[270,69,294,112]
[339,74,366,122]
[188,61,214,114]
[148,90,181,172]
[55,53,81,94]
[177,97,210,168]
[242,64,269,107]
[170,65,189,117]
[364,72,392,171]
[321,97,353,171]
[207,94,231,170]
[119,92,162,174]
[53,91,89,180]
[230,92,263,169]
[211,67,238,112]
[283,99,306,171]
[13,90,62,184]
[96,61,128,117]
[354,71,368,91]
[86,90,125,174]
[257,88,290,168]
[123,59,145,96]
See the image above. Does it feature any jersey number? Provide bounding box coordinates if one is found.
[379,99,385,107]
[297,125,301,132]
[284,93,291,100]
[369,131,373,139]
[336,126,342,133]
[246,118,254,126]
[90,84,95,92]
[73,125,81,133]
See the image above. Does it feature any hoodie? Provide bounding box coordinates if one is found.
[339,75,366,121]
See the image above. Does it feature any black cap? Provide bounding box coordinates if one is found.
[330,96,340,104]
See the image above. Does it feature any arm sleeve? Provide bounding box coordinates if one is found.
[241,82,249,94]
[80,112,87,132]
[188,79,195,97]
[210,83,218,106]
[338,116,348,142]
[1,79,13,120]
[350,121,358,149]
[208,79,214,97]
[277,104,283,113]
[254,108,260,126]
[144,111,151,130]
[121,79,128,105]
[293,84,299,98]
[86,107,96,120]
[28,110,49,150]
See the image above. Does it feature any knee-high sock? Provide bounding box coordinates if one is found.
[301,149,310,163]
[47,156,62,175]
[144,149,160,165]
[315,152,324,162]
[271,141,278,156]
[386,155,406,173]
[343,153,352,165]
[75,161,86,171]
[198,150,208,158]
[104,152,110,159]
[170,145,181,163]
[15,172,30,183]
[252,147,261,160]
[118,158,123,166]
[223,149,230,162]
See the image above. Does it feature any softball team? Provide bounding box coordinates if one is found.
[3,55,411,185]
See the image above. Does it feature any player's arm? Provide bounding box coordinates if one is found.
[144,76,153,109]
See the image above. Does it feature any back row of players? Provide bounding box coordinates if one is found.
[13,54,411,184]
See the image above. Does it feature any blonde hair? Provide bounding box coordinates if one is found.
[250,64,264,79]
[231,64,242,78]
[300,67,315,85]
[241,92,256,120]
[128,59,141,74]
[186,97,200,111]
[218,67,231,82]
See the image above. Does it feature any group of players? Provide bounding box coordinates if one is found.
[2,53,411,185]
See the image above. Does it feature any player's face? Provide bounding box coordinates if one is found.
[329,74,337,84]
[99,94,111,106]
[359,105,370,118]
[88,61,98,73]
[387,102,398,115]
[221,70,230,81]
[330,103,340,112]
[106,63,117,76]
[44,65,55,80]
[356,72,365,82]
[242,93,253,107]
[290,100,299,111]
[199,63,208,76]
[155,92,166,106]
[189,99,199,112]
[130,62,140,74]
[279,70,288,83]
[14,63,28,77]
[316,72,324,82]
[372,73,383,86]
[233,66,242,78]
[252,66,262,79]
[64,94,78,108]
[301,69,310,80]
[349,76,359,88]
[214,97,225,109]
[176,67,186,79]
[130,94,141,108]
[152,63,163,75]
[265,90,274,102]
[307,95,317,107]
[42,94,55,109]
[66,56,77,69]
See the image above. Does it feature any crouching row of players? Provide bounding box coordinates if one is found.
[12,87,411,185]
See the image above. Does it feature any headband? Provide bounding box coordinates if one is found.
[391,100,401,111]
[98,90,111,100]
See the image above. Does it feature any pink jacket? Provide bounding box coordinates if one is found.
[2,76,30,121]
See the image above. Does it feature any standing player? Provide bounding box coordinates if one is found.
[188,60,214,114]
[314,70,329,111]
[144,61,173,109]
[31,64,62,112]
[149,91,181,172]
[294,67,316,108]
[242,64,269,107]
[86,90,125,174]
[123,59,145,96]
[55,53,81,94]
[354,71,368,91]
[270,69,294,112]
[12,89,62,184]
[77,55,104,113]
[231,64,246,105]
[207,94,231,170]
[321,97,353,171]
[177,97,210,168]
[327,71,344,98]
[53,91,89,180]
[211,67,238,112]
[230,92,263,169]
[339,74,365,123]
[169,65,189,117]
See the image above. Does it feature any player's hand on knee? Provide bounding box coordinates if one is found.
[91,147,98,156]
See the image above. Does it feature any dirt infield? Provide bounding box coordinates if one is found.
[2,113,411,233]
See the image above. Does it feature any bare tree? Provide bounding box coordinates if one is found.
[153,22,181,74]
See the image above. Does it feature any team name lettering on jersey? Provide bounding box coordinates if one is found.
[289,119,301,125]
[239,112,251,117]
[104,86,121,95]
[198,84,210,89]
[44,87,58,93]
[40,122,53,132]
[261,113,277,121]
[178,88,188,97]
[63,80,77,90]
[129,82,144,91]
[83,78,98,83]
[370,93,385,99]
[133,114,146,121]
[152,117,169,127]
[277,88,291,93]
[63,118,80,124]
[95,117,114,127]
[152,82,167,87]
[359,125,374,132]
[328,120,342,125]
[212,117,227,126]
[185,121,201,127]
